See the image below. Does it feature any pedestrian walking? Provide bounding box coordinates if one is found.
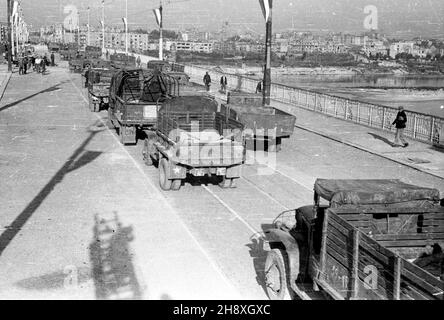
[84,66,91,88]
[18,57,24,75]
[40,57,46,75]
[203,72,212,92]
[256,81,262,93]
[392,106,409,148]
[51,52,55,66]
[23,56,28,74]
[136,56,141,68]
[220,76,228,93]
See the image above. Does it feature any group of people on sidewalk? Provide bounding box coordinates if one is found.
[18,52,55,76]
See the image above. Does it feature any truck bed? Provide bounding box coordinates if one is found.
[318,207,444,300]
[156,96,245,167]
[220,103,296,138]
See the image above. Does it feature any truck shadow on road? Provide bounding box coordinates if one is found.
[0,120,106,258]
[89,212,143,300]
[0,80,70,113]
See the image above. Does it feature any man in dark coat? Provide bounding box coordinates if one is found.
[220,76,227,93]
[51,52,55,66]
[23,56,28,74]
[203,72,211,91]
[392,106,409,148]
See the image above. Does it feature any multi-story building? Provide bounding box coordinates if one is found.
[88,30,149,52]
[173,41,213,53]
[389,41,415,58]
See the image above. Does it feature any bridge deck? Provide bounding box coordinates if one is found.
[0,59,442,300]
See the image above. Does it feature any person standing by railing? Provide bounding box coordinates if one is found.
[392,106,409,148]
[203,72,211,92]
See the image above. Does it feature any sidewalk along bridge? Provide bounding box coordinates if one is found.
[101,50,444,149]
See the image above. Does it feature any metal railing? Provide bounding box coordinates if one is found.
[184,64,444,148]
[103,50,444,148]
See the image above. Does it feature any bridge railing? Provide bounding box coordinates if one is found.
[184,64,444,148]
[101,50,444,148]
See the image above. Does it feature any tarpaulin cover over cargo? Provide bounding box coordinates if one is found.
[314,179,441,207]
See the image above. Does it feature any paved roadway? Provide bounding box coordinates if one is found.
[0,62,443,300]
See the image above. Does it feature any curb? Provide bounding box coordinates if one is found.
[295,123,444,181]
[0,72,12,102]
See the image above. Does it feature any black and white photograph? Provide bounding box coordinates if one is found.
[0,0,443,305]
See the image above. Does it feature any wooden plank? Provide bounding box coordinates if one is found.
[320,210,330,277]
[328,222,349,244]
[359,239,391,266]
[360,232,398,259]
[340,214,372,221]
[374,233,444,241]
[403,260,444,291]
[422,220,444,226]
[351,230,360,299]
[381,239,440,247]
[401,268,442,299]
[326,242,349,268]
[329,212,355,233]
[328,218,350,236]
[393,257,402,300]
[420,227,444,233]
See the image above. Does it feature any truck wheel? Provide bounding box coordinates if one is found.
[265,249,294,301]
[159,158,172,191]
[171,180,182,191]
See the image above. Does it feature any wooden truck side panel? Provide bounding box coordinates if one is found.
[317,209,444,300]
[221,104,296,139]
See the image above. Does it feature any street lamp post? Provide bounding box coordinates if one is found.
[159,1,163,60]
[87,6,90,46]
[7,0,12,71]
[125,0,128,55]
[263,0,273,106]
[102,0,105,51]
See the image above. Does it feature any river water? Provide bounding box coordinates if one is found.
[273,74,444,118]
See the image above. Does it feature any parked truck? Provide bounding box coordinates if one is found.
[263,179,444,300]
[146,60,190,85]
[221,92,296,152]
[108,69,180,145]
[87,68,114,113]
[143,96,246,191]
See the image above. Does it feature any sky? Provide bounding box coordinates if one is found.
[1,0,444,38]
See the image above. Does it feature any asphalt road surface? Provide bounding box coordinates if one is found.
[0,63,443,300]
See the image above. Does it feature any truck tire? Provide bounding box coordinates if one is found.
[159,158,172,191]
[171,179,182,191]
[219,177,232,189]
[264,249,294,300]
